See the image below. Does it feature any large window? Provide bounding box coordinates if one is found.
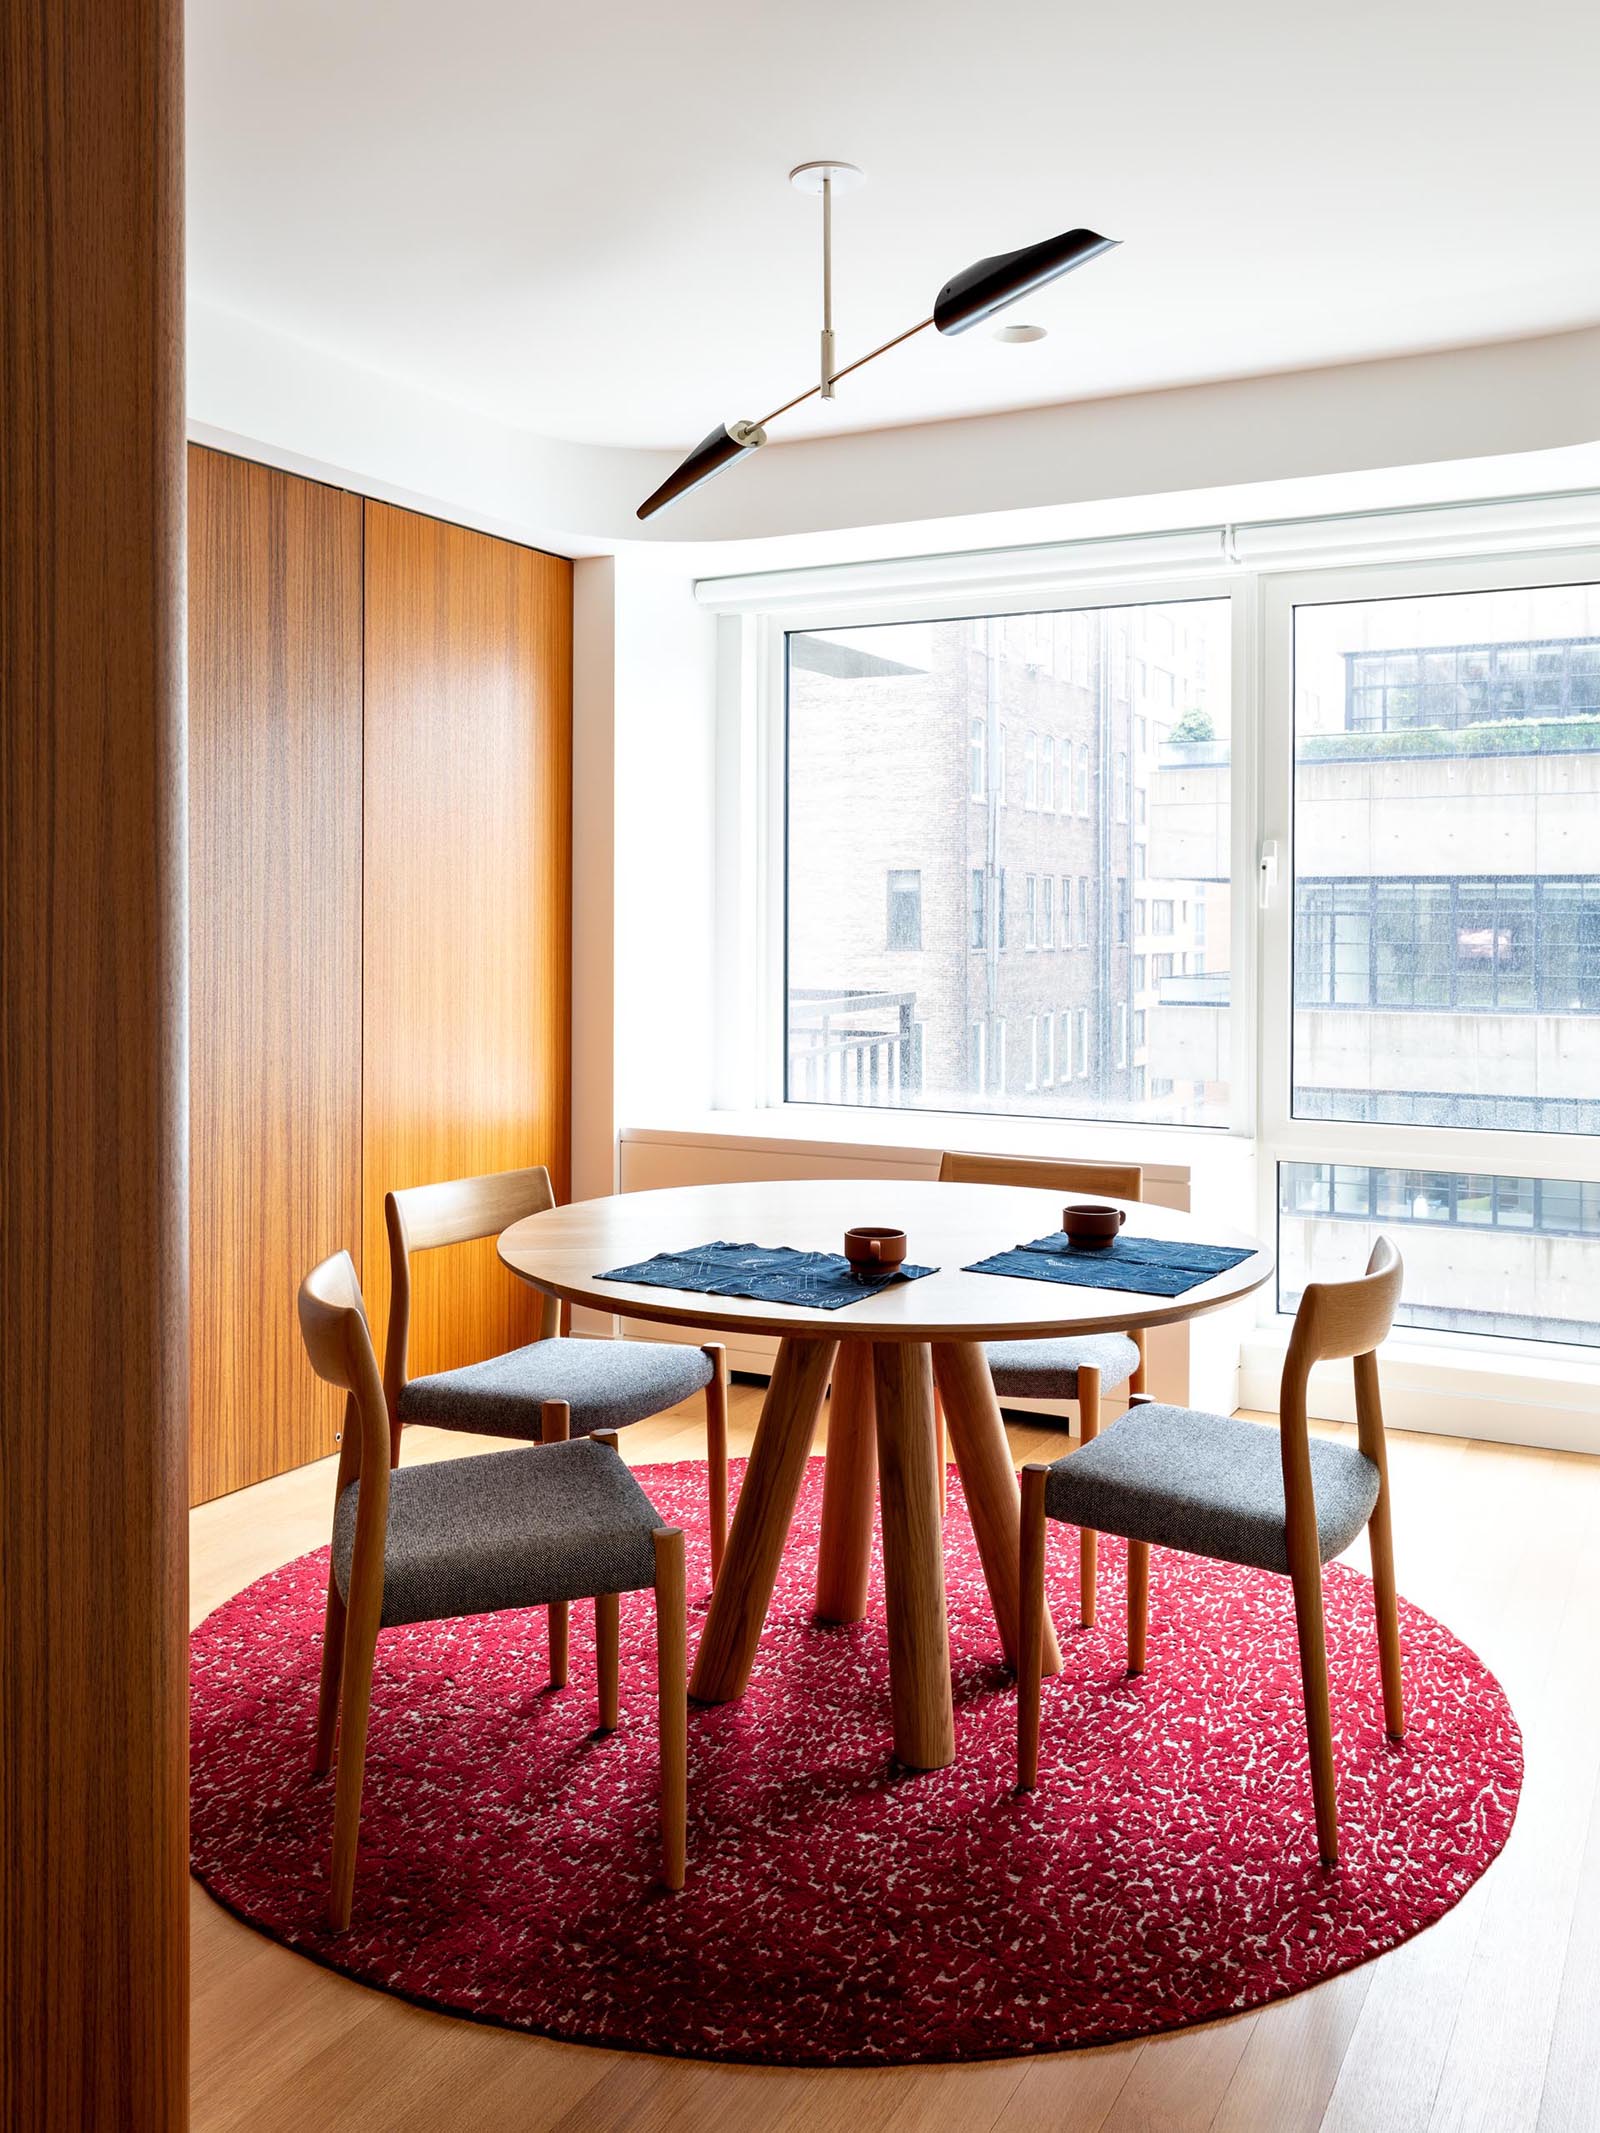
[785,600,1232,1124]
[759,542,1600,1371]
[1292,585,1600,1133]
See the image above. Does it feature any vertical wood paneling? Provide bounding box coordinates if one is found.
[1,0,189,2114]
[361,503,572,1381]
[188,447,364,1503]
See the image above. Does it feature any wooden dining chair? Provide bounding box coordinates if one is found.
[299,1249,688,1928]
[938,1150,1147,1619]
[1017,1237,1405,1867]
[383,1166,729,1605]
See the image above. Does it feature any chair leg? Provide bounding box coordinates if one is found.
[326,1590,381,1931]
[543,1400,571,1687]
[1078,1368,1100,1628]
[595,1591,620,1733]
[311,1571,347,1776]
[702,1344,728,1585]
[1126,1539,1149,1676]
[1017,1466,1047,1791]
[1367,1500,1405,1741]
[1289,1553,1341,1866]
[654,1527,687,1891]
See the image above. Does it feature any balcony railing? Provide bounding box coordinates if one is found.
[788,989,921,1105]
[1157,971,1231,1006]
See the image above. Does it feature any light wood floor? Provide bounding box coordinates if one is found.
[191,1385,1600,2133]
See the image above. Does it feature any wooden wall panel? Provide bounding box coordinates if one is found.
[361,503,572,1381]
[1,0,189,2113]
[188,447,364,1503]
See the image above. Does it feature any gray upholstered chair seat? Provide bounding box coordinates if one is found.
[333,1437,664,1628]
[398,1337,713,1439]
[985,1331,1140,1398]
[1043,1404,1380,1575]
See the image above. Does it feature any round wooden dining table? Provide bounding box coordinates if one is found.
[499,1178,1272,1773]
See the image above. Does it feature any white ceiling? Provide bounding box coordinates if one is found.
[188,0,1600,455]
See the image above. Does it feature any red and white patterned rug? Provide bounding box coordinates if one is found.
[190,1457,1520,2066]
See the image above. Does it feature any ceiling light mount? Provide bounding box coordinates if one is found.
[789,161,865,400]
[635,168,1119,520]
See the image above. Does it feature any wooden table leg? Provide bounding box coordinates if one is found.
[873,1341,955,1771]
[932,1341,1062,1677]
[689,1334,837,1704]
[815,1341,877,1623]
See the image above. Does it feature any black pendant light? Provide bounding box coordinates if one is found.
[932,228,1120,336]
[637,165,1118,520]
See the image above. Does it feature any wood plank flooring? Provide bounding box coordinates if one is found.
[190,1384,1600,2133]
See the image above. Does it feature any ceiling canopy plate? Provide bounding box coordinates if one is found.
[788,160,865,195]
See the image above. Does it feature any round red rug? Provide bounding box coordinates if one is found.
[190,1457,1520,2066]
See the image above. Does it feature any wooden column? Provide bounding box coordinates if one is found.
[1,0,189,2121]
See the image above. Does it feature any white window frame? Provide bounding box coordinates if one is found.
[1256,545,1600,1310]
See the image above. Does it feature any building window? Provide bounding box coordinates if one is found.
[1134,1008,1147,1048]
[1077,877,1090,946]
[1041,875,1054,948]
[969,1021,986,1093]
[1280,1161,1600,1348]
[1294,876,1600,1014]
[993,1017,1007,1090]
[1294,587,1600,1132]
[1077,1008,1089,1077]
[969,867,986,950]
[1042,1013,1056,1086]
[1134,898,1147,935]
[1343,634,1600,734]
[1116,878,1129,944]
[886,869,922,950]
[1116,1004,1129,1068]
[1133,954,1147,990]
[1040,735,1054,812]
[969,716,986,800]
[1024,732,1039,809]
[1025,874,1037,949]
[997,868,1008,951]
[1153,951,1175,982]
[1115,750,1129,822]
[1134,844,1146,880]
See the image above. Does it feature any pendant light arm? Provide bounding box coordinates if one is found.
[757,314,934,430]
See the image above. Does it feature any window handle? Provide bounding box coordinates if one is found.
[1258,838,1281,910]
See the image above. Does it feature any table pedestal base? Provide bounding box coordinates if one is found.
[689,1333,1061,1771]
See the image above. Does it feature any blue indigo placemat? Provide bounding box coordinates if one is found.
[964,1231,1257,1298]
[599,1240,939,1311]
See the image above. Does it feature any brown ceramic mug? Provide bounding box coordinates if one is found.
[844,1225,908,1270]
[1061,1202,1126,1246]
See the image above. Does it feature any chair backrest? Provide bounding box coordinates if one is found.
[383,1164,560,1408]
[938,1150,1144,1201]
[1278,1236,1403,1486]
[298,1250,392,1494]
[1281,1235,1403,1379]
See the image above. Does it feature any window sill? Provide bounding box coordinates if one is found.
[1240,1322,1600,1456]
[619,1102,1252,1184]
